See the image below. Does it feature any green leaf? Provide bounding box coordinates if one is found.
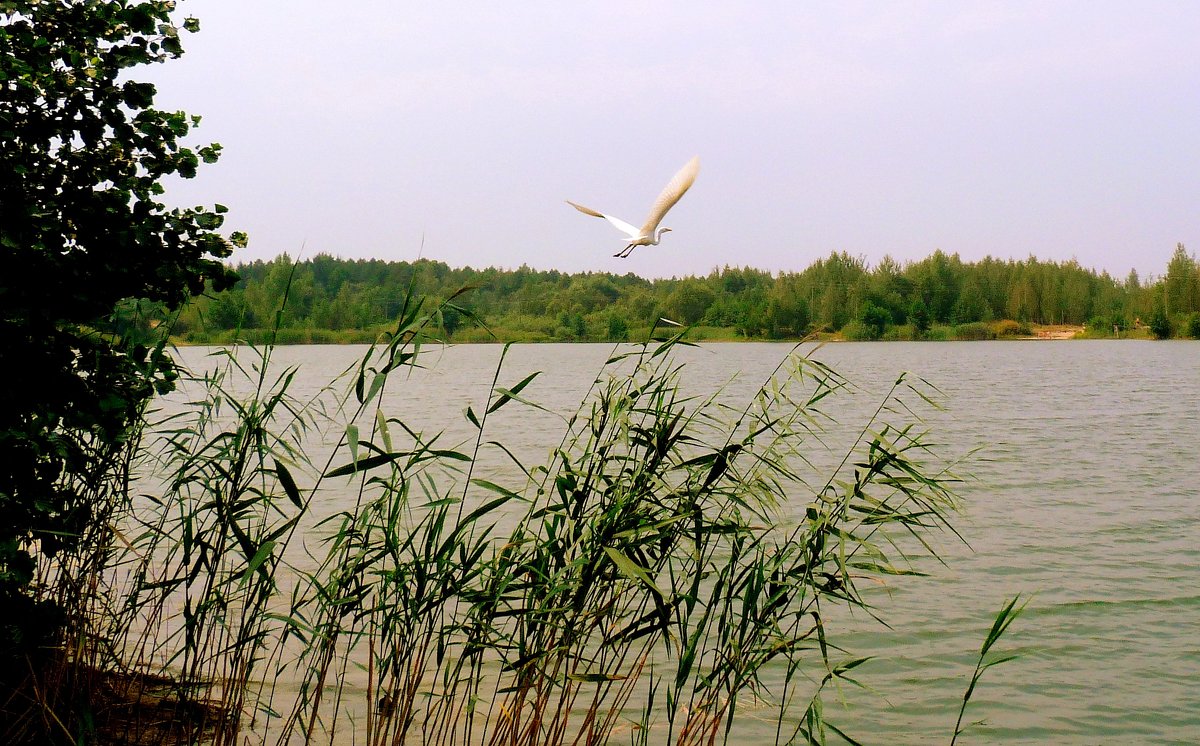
[376,409,393,453]
[566,672,627,682]
[274,458,304,509]
[602,547,663,596]
[325,451,409,479]
[486,371,541,414]
[245,540,276,580]
[825,720,865,746]
[428,449,472,461]
[346,423,359,466]
[364,371,386,406]
[470,478,526,502]
[833,656,872,675]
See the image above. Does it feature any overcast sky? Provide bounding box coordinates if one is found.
[149,1,1199,280]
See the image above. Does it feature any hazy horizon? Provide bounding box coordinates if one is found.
[150,1,1199,281]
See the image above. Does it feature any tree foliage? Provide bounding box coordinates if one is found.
[179,249,1184,343]
[1187,313,1200,340]
[1149,302,1172,339]
[0,0,240,665]
[1164,243,1200,317]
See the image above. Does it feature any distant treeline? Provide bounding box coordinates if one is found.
[174,244,1200,343]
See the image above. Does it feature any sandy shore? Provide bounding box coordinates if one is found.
[1031,325,1085,339]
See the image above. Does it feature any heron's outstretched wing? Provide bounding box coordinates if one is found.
[566,200,640,239]
[639,156,699,234]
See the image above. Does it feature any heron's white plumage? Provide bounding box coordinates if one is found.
[567,156,700,257]
[564,201,640,239]
[639,155,699,236]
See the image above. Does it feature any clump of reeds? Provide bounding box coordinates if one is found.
[23,289,1019,745]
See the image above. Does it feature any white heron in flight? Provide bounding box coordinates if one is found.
[567,156,700,258]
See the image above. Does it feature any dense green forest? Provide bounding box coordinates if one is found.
[175,243,1200,343]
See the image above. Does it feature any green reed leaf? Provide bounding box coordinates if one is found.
[603,546,664,596]
[364,371,386,406]
[274,458,303,509]
[470,478,526,502]
[376,409,393,453]
[244,540,276,581]
[346,422,359,466]
[487,371,541,414]
[324,451,410,478]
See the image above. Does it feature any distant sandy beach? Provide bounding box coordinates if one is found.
[1031,325,1085,339]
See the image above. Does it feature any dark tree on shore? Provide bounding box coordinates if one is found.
[1148,302,1172,339]
[0,0,241,679]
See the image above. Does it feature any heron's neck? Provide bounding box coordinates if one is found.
[652,228,668,244]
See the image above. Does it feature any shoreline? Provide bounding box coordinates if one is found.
[169,324,1126,346]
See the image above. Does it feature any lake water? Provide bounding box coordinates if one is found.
[171,340,1200,745]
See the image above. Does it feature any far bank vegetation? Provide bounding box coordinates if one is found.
[174,245,1200,344]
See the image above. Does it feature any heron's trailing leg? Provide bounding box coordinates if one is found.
[614,243,636,258]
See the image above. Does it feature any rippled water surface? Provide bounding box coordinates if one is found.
[174,340,1200,744]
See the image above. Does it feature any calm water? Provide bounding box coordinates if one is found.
[173,341,1200,745]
